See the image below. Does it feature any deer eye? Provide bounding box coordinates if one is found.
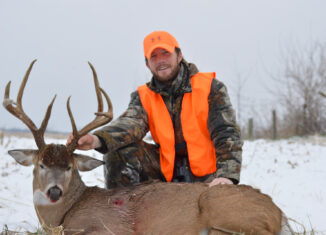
[67,166,72,171]
[39,164,45,169]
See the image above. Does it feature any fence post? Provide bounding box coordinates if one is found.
[303,103,307,136]
[0,131,3,145]
[272,110,277,140]
[248,118,253,140]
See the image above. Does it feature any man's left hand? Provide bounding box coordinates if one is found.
[208,177,233,187]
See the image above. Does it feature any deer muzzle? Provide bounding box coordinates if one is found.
[47,186,62,203]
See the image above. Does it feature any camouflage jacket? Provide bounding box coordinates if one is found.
[94,60,243,183]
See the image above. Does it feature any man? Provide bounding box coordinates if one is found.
[67,31,242,189]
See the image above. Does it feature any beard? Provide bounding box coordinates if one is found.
[151,62,181,84]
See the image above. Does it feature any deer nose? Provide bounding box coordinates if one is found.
[47,186,62,203]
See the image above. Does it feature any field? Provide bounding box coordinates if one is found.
[0,132,325,234]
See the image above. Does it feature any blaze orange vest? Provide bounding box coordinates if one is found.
[138,72,217,182]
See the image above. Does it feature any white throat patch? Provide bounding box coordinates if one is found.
[33,189,51,206]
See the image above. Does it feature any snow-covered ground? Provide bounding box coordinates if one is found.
[0,134,325,233]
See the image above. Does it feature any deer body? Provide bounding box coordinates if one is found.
[9,144,283,235]
[4,61,291,235]
[61,183,208,234]
[25,146,281,235]
[64,184,283,235]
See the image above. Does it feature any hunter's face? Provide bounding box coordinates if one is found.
[146,48,183,83]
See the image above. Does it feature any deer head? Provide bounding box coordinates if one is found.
[3,60,113,206]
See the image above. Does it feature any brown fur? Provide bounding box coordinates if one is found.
[12,145,283,235]
[40,144,72,168]
[198,184,282,235]
[60,182,282,235]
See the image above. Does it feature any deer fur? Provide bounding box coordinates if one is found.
[8,144,291,235]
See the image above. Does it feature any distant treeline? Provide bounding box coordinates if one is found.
[0,128,69,135]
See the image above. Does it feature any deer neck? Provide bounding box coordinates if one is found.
[33,170,86,229]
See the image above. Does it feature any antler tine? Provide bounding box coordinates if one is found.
[17,59,37,110]
[66,96,79,151]
[39,94,57,135]
[67,62,113,153]
[96,87,113,119]
[3,62,37,132]
[4,81,12,103]
[67,96,78,136]
[2,60,56,150]
[88,61,103,112]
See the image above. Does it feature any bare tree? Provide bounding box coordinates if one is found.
[273,41,326,136]
[234,71,250,127]
[229,65,251,131]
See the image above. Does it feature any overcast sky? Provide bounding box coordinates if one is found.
[1,0,326,133]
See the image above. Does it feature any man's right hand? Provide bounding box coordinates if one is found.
[66,133,102,150]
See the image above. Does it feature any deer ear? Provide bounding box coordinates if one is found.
[73,154,104,172]
[8,149,38,166]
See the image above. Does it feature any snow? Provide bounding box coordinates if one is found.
[1,135,325,233]
[241,137,326,233]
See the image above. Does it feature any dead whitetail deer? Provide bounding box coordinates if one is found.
[4,60,293,235]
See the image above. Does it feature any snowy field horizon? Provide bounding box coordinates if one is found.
[0,133,325,234]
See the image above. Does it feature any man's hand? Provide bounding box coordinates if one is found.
[66,134,101,150]
[208,177,233,187]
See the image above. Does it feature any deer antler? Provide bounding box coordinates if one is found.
[66,62,113,153]
[3,60,56,150]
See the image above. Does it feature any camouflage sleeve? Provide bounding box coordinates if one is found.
[93,90,149,153]
[207,78,243,184]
